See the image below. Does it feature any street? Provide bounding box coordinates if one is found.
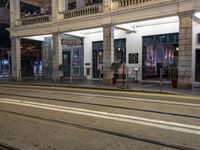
[0,84,200,150]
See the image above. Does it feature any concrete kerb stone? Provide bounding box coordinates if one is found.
[0,81,183,96]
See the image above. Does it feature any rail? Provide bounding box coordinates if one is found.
[117,0,173,8]
[64,4,102,19]
[21,15,51,26]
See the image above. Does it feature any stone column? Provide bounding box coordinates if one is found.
[11,38,21,81]
[178,11,194,88]
[52,33,63,81]
[52,0,65,21]
[10,0,20,27]
[103,0,111,12]
[103,24,114,84]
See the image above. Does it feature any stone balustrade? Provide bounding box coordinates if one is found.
[21,15,51,26]
[118,0,152,7]
[18,0,175,26]
[64,4,102,19]
[118,0,172,8]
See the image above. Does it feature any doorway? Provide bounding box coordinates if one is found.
[63,51,71,78]
[196,49,200,82]
[92,39,126,79]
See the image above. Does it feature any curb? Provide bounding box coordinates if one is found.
[0,81,182,95]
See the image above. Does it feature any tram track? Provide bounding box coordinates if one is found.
[0,109,196,150]
[0,142,20,150]
[0,91,200,121]
[0,85,200,106]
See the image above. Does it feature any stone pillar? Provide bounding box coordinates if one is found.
[52,0,65,21]
[103,0,111,12]
[178,11,194,88]
[10,0,20,27]
[103,24,114,84]
[11,38,21,81]
[52,33,63,81]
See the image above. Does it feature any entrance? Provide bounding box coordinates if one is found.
[0,49,11,78]
[92,39,126,78]
[63,51,71,78]
[21,39,42,78]
[63,48,84,80]
[92,41,103,78]
[196,49,200,82]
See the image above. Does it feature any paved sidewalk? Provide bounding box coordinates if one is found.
[0,78,199,96]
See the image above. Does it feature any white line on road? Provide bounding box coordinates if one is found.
[0,98,200,135]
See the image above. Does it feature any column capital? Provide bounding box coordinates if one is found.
[178,10,195,18]
[102,24,114,28]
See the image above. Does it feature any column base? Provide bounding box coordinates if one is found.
[103,78,112,85]
[177,82,192,89]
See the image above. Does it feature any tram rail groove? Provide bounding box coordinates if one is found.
[2,84,200,103]
[0,86,199,107]
[0,109,196,150]
[0,92,200,120]
[0,142,20,150]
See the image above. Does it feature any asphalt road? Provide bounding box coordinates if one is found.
[0,84,199,150]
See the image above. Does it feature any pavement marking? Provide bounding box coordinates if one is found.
[0,84,199,100]
[1,87,200,107]
[0,98,200,135]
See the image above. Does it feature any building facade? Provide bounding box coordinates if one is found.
[8,0,200,88]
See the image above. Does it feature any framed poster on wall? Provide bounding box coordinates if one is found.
[129,53,138,64]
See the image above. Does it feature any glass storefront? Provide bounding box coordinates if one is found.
[0,49,11,78]
[142,33,179,80]
[21,39,42,78]
[62,36,84,80]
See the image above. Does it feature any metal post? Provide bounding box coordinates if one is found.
[70,46,73,85]
[19,69,21,81]
[160,68,163,92]
[122,49,125,88]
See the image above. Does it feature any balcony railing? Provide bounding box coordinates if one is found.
[118,0,170,8]
[64,4,102,19]
[118,0,153,7]
[21,15,51,26]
